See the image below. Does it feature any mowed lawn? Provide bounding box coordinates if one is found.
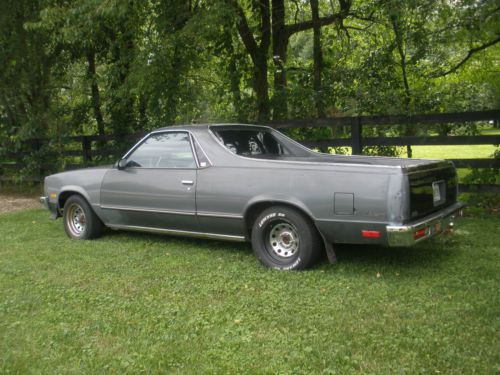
[0,208,499,374]
[409,124,499,159]
[410,144,497,159]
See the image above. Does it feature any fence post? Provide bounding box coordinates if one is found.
[351,117,362,155]
[82,136,91,167]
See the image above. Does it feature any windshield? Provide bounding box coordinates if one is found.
[211,127,312,158]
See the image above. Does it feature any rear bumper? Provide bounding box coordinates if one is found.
[386,202,465,247]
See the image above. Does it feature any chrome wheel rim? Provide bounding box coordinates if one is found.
[268,222,299,258]
[66,203,86,236]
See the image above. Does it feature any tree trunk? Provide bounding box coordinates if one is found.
[86,49,105,137]
[228,54,244,122]
[232,0,271,122]
[223,23,245,122]
[139,93,147,130]
[390,15,414,158]
[109,29,136,137]
[271,0,288,119]
[310,0,324,118]
[165,45,182,125]
[254,53,270,122]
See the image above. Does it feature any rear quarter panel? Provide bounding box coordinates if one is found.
[196,161,404,244]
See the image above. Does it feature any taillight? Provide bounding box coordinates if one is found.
[362,230,381,238]
[414,227,428,240]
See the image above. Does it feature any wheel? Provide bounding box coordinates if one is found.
[63,195,103,240]
[251,206,322,270]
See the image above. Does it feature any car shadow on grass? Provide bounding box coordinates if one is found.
[327,239,456,270]
[104,229,457,272]
[104,229,253,254]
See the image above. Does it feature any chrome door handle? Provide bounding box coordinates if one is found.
[181,180,194,186]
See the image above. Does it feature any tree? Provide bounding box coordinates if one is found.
[1,0,498,160]
[230,0,359,120]
[0,0,60,140]
[231,0,271,122]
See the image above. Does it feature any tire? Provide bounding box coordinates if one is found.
[63,195,103,240]
[251,206,322,270]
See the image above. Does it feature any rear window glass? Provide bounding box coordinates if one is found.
[213,129,290,157]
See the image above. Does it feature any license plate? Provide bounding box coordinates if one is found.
[432,181,442,204]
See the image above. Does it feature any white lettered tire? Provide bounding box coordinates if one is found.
[251,206,322,270]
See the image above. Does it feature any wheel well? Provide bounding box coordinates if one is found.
[244,201,320,238]
[58,191,84,212]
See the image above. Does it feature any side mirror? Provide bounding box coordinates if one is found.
[117,159,128,170]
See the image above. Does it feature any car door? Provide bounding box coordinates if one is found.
[100,131,198,232]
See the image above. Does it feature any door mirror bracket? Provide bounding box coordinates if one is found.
[117,159,128,170]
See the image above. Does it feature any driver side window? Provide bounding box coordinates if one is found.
[126,132,196,169]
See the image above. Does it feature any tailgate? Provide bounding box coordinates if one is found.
[405,161,458,221]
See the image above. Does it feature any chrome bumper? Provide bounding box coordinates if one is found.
[40,196,49,209]
[40,196,59,219]
[386,202,465,247]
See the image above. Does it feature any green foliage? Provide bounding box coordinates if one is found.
[0,209,499,373]
[0,0,498,166]
[462,147,500,186]
[462,192,500,216]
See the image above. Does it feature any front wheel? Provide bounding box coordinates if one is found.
[63,195,103,240]
[251,206,322,270]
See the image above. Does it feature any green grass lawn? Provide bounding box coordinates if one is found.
[1,209,499,374]
[410,144,497,159]
[410,126,499,160]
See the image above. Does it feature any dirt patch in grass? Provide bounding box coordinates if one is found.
[0,194,41,214]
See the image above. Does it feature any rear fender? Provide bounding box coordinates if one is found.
[243,195,337,264]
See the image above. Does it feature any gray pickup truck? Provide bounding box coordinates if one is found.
[41,124,464,270]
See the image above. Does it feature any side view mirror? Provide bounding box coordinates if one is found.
[117,158,128,170]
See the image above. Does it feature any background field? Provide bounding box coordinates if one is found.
[1,209,498,374]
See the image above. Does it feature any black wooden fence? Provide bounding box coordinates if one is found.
[1,110,499,192]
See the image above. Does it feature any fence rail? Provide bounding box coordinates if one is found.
[267,109,500,156]
[269,109,500,127]
[0,110,498,192]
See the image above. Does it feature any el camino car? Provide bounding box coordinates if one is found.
[41,124,464,270]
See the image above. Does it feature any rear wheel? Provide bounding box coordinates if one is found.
[63,195,102,240]
[251,206,322,270]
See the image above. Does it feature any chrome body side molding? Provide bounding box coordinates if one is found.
[101,205,196,216]
[100,204,243,220]
[196,211,244,219]
[106,223,246,242]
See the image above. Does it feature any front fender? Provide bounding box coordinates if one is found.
[59,185,92,205]
[44,168,108,221]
